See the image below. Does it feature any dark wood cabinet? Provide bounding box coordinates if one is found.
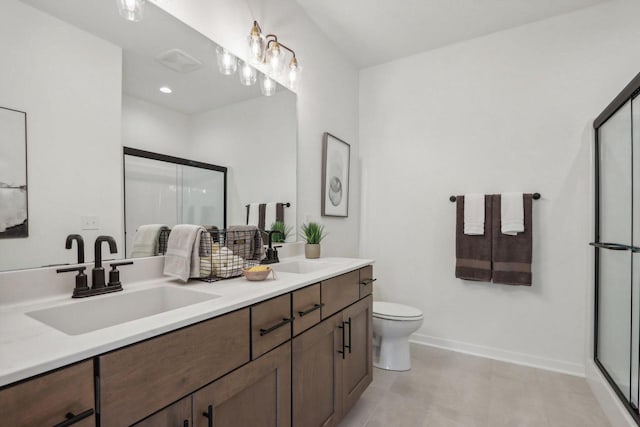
[99,308,250,427]
[251,294,292,359]
[0,360,95,427]
[132,397,192,427]
[321,271,360,319]
[341,295,373,414]
[193,342,291,427]
[292,312,344,427]
[293,295,373,427]
[292,283,322,336]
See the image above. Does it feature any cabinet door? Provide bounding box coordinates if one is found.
[292,312,344,427]
[0,360,95,427]
[132,397,191,427]
[193,342,291,427]
[99,309,250,427]
[341,295,373,414]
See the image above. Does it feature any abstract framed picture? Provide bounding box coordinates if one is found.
[321,132,350,217]
[0,107,28,238]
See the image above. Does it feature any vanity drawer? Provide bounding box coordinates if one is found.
[99,309,250,427]
[252,294,292,359]
[0,360,95,427]
[292,283,321,336]
[321,270,360,319]
[359,266,374,298]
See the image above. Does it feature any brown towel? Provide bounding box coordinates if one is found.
[245,203,285,230]
[455,195,492,281]
[492,194,533,286]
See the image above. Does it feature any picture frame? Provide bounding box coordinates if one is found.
[0,106,28,239]
[321,132,350,217]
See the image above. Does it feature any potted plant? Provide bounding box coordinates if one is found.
[300,222,326,259]
[269,221,292,243]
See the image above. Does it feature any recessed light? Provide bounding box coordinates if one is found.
[159,86,172,94]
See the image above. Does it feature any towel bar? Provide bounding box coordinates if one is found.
[449,193,540,202]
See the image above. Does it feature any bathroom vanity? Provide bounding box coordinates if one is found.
[0,258,374,427]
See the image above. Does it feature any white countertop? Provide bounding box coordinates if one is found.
[0,256,373,388]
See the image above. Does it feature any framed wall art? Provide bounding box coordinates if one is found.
[0,107,28,238]
[321,132,350,217]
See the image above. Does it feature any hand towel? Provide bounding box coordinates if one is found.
[226,225,266,261]
[130,224,168,257]
[492,194,533,286]
[501,192,524,235]
[265,202,278,230]
[456,195,492,281]
[463,193,485,235]
[247,203,260,227]
[163,224,204,282]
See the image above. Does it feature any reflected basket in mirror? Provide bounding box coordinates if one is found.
[158,227,263,282]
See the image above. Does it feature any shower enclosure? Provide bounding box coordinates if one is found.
[593,72,640,424]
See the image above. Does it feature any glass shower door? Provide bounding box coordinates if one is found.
[597,100,633,403]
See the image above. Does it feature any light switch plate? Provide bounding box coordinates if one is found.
[81,216,100,230]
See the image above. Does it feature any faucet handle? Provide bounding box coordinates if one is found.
[107,261,134,288]
[56,266,89,298]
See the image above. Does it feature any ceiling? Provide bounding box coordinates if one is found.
[23,0,287,114]
[296,0,609,68]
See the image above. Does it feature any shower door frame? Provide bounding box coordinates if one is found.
[593,71,640,426]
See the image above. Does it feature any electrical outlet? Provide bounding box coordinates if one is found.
[81,216,100,230]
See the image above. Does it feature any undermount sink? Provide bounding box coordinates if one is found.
[272,260,333,274]
[26,286,220,335]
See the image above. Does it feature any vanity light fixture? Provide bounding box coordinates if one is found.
[117,0,146,22]
[159,86,172,94]
[260,74,276,96]
[215,46,238,75]
[245,21,302,90]
[238,60,257,86]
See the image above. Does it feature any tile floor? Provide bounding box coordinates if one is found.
[339,344,610,427]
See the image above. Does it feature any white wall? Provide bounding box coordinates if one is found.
[0,0,123,270]
[152,0,361,257]
[359,0,640,377]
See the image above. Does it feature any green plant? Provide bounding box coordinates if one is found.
[300,222,327,244]
[269,221,292,243]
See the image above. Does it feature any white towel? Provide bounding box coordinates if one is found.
[265,202,278,230]
[247,203,260,227]
[163,224,204,282]
[130,224,167,257]
[463,193,485,235]
[501,192,524,235]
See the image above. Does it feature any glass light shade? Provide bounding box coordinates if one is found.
[288,62,303,90]
[265,42,286,76]
[117,0,146,22]
[260,74,277,96]
[238,60,257,86]
[215,46,237,75]
[246,34,265,65]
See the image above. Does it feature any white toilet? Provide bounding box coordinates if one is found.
[372,301,424,371]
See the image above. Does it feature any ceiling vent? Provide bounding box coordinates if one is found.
[155,49,203,73]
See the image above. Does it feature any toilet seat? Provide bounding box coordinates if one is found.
[373,301,423,321]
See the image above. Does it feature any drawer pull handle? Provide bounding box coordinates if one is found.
[338,321,346,359]
[53,409,94,427]
[345,317,352,353]
[202,404,213,427]
[360,278,377,286]
[260,318,293,336]
[298,303,323,317]
[184,420,189,427]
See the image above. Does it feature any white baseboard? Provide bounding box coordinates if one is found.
[410,333,585,377]
[585,360,637,427]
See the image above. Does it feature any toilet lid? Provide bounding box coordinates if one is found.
[373,301,423,320]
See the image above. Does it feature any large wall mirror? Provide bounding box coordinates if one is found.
[0,0,297,272]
